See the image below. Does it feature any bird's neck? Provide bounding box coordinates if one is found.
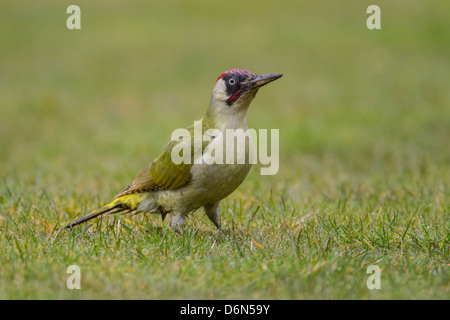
[204,99,249,131]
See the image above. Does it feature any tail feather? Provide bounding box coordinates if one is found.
[62,205,122,229]
[62,193,149,229]
[120,208,136,215]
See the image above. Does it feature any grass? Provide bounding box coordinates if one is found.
[0,0,449,299]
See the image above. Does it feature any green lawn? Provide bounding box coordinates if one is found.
[0,1,449,299]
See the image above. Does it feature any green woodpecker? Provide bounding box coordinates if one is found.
[63,69,282,231]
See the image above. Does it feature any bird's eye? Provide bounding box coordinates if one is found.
[228,78,236,86]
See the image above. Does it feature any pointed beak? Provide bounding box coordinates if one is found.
[244,73,283,91]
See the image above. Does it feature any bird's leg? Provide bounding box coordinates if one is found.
[203,202,221,230]
[158,206,168,222]
[170,213,185,233]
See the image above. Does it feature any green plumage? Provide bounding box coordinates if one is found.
[115,121,212,197]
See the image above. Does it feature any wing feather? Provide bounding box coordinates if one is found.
[114,122,209,198]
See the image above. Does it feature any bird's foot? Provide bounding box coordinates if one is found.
[170,214,185,234]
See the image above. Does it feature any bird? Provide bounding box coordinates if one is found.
[63,69,282,232]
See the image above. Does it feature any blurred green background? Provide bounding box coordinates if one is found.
[0,0,449,299]
[1,0,449,190]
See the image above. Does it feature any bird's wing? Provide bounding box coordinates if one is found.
[114,122,208,198]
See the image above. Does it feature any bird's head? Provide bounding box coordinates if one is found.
[210,69,283,113]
